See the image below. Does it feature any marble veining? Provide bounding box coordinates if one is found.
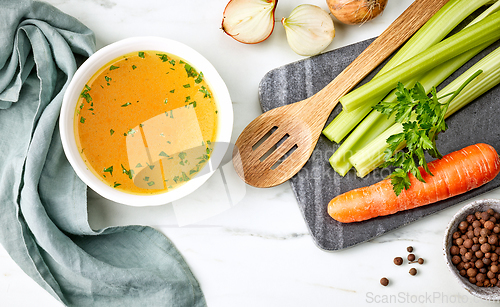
[223,227,309,241]
[90,0,116,8]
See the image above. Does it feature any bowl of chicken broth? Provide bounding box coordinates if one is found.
[60,37,233,206]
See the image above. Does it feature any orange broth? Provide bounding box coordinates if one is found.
[74,50,218,195]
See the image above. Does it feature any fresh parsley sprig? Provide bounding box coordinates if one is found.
[373,70,482,196]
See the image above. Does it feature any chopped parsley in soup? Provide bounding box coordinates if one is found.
[74,51,218,195]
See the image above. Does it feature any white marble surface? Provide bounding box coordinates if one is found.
[2,0,500,306]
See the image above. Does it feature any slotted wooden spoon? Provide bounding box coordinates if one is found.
[232,0,449,188]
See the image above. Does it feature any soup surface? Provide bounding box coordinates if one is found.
[75,50,218,195]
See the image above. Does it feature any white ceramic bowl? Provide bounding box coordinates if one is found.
[443,199,500,300]
[60,36,233,206]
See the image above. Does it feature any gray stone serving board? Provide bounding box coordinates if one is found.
[258,38,500,251]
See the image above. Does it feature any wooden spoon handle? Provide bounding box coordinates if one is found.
[314,0,450,111]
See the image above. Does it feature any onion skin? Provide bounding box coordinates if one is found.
[327,0,387,25]
[222,0,278,44]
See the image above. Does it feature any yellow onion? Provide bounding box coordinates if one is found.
[281,4,335,56]
[222,0,278,44]
[327,0,387,25]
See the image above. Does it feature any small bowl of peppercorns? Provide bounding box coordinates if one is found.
[444,199,500,300]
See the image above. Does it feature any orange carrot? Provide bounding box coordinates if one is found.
[328,143,500,223]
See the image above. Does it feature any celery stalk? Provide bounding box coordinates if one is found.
[322,103,373,143]
[467,1,500,28]
[378,0,494,76]
[329,42,493,176]
[351,124,405,179]
[349,44,500,177]
[340,10,500,112]
[322,0,494,142]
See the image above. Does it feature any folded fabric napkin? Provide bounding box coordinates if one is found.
[0,1,206,306]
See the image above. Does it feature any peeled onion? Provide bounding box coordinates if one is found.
[281,4,335,56]
[222,0,278,44]
[326,0,387,25]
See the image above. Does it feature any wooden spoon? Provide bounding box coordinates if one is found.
[233,0,449,188]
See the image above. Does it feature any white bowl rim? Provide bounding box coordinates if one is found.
[60,36,233,206]
[443,198,500,300]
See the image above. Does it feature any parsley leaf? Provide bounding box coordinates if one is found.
[156,53,169,62]
[199,86,212,98]
[121,164,133,179]
[184,63,198,78]
[103,166,113,176]
[80,85,92,103]
[375,71,482,195]
[194,72,204,84]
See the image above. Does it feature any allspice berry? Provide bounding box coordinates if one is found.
[467,268,477,277]
[463,239,473,249]
[481,243,492,253]
[452,209,500,287]
[385,246,427,285]
[394,257,403,266]
[380,277,389,286]
[476,273,486,283]
[485,220,495,230]
[459,221,469,231]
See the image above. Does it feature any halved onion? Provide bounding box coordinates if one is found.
[282,4,335,56]
[222,0,278,44]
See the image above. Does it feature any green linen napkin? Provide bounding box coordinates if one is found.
[0,1,206,306]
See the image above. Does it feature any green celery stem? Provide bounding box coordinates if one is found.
[377,0,494,76]
[322,0,494,142]
[322,101,378,143]
[351,124,405,178]
[350,44,500,177]
[340,10,500,113]
[328,42,492,176]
